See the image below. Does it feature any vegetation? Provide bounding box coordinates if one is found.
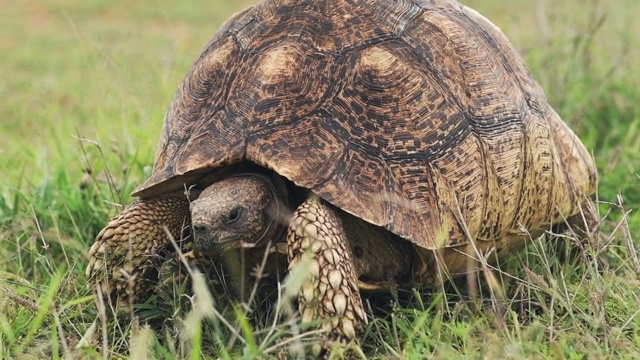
[1,0,638,358]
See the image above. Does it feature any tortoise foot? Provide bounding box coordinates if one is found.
[86,195,191,315]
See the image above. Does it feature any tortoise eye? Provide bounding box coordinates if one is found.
[226,207,244,225]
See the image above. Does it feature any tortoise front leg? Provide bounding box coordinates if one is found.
[287,195,367,345]
[86,195,191,315]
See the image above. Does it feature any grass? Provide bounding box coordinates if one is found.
[1,0,639,358]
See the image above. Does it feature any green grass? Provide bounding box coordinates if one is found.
[1,0,639,358]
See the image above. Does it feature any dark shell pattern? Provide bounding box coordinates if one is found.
[134,0,597,250]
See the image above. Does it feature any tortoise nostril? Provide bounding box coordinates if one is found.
[192,223,218,257]
[192,224,209,235]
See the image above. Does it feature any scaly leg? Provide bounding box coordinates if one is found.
[559,198,603,266]
[86,196,191,315]
[287,195,367,344]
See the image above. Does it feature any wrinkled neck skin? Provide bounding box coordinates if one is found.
[189,172,290,259]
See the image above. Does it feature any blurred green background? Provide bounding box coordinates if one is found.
[1,0,638,212]
[1,0,639,358]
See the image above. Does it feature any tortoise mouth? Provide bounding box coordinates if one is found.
[192,225,267,257]
[194,237,236,257]
[192,224,237,256]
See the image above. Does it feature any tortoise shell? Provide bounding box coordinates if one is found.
[133,0,597,251]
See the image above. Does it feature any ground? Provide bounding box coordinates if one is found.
[1,0,639,358]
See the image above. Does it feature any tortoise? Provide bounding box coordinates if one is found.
[86,0,598,345]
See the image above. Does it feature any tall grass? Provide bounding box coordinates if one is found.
[1,0,639,358]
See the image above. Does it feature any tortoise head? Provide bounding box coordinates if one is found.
[190,174,286,256]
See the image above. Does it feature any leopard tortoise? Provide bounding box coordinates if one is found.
[87,0,598,344]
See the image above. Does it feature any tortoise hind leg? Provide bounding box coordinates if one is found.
[554,199,602,266]
[86,195,191,315]
[287,195,367,347]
